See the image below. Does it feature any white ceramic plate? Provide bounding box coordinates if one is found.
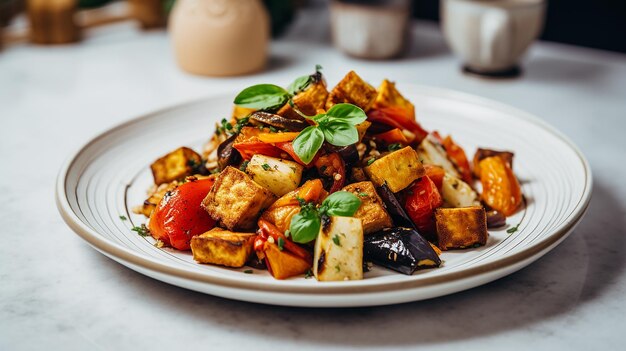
[56,85,592,307]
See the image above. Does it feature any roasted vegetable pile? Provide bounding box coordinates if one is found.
[133,67,524,281]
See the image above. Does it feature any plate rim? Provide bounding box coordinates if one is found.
[55,84,593,296]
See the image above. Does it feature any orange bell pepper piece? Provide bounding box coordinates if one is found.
[479,156,522,216]
[263,241,312,280]
[257,132,300,144]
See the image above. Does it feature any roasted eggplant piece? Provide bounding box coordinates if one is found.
[376,184,416,230]
[217,134,241,170]
[327,144,360,166]
[364,227,441,275]
[249,111,308,131]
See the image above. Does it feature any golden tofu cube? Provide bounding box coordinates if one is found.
[150,147,203,185]
[191,228,255,267]
[325,71,378,111]
[364,146,425,193]
[373,79,415,118]
[277,81,329,119]
[435,207,488,250]
[202,166,277,231]
[342,181,392,234]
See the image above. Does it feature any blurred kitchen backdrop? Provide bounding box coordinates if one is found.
[1,0,624,56]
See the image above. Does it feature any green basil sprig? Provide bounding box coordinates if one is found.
[287,64,323,95]
[289,191,361,244]
[234,65,323,111]
[233,84,291,111]
[292,103,367,163]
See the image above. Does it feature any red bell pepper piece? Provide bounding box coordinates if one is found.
[404,176,443,236]
[314,153,346,193]
[373,128,410,145]
[233,141,284,160]
[368,107,429,143]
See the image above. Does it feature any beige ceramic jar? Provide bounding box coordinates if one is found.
[169,0,270,76]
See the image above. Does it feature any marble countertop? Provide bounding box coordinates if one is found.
[1,5,626,350]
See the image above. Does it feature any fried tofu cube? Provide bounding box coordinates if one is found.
[277,81,329,119]
[325,71,378,111]
[202,166,277,231]
[364,146,425,193]
[314,216,364,281]
[342,181,392,234]
[150,147,203,185]
[435,207,488,250]
[134,181,179,217]
[373,79,415,118]
[191,228,255,267]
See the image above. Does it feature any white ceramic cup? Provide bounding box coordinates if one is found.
[441,0,546,75]
[330,0,411,60]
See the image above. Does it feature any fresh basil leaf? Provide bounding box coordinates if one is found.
[320,121,359,147]
[325,103,367,125]
[287,75,312,95]
[292,126,324,164]
[322,191,361,217]
[289,208,321,243]
[233,84,290,110]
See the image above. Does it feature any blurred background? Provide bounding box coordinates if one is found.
[1,0,624,63]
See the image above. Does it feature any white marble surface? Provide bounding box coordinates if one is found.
[1,5,626,350]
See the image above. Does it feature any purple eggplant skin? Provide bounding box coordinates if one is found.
[326,144,360,166]
[217,134,242,170]
[249,111,308,131]
[364,227,441,275]
[376,184,417,230]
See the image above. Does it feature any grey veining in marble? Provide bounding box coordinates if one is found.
[1,4,625,350]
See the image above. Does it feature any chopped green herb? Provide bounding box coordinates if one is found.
[284,229,291,238]
[240,160,250,171]
[277,237,285,251]
[358,192,368,197]
[335,265,341,273]
[235,117,250,133]
[332,234,342,247]
[243,269,253,274]
[296,196,306,207]
[262,163,272,171]
[131,224,150,237]
[304,269,313,279]
[119,215,127,221]
[187,158,201,170]
[367,158,376,166]
[269,126,278,133]
[388,143,402,151]
[507,224,521,234]
[289,166,297,173]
